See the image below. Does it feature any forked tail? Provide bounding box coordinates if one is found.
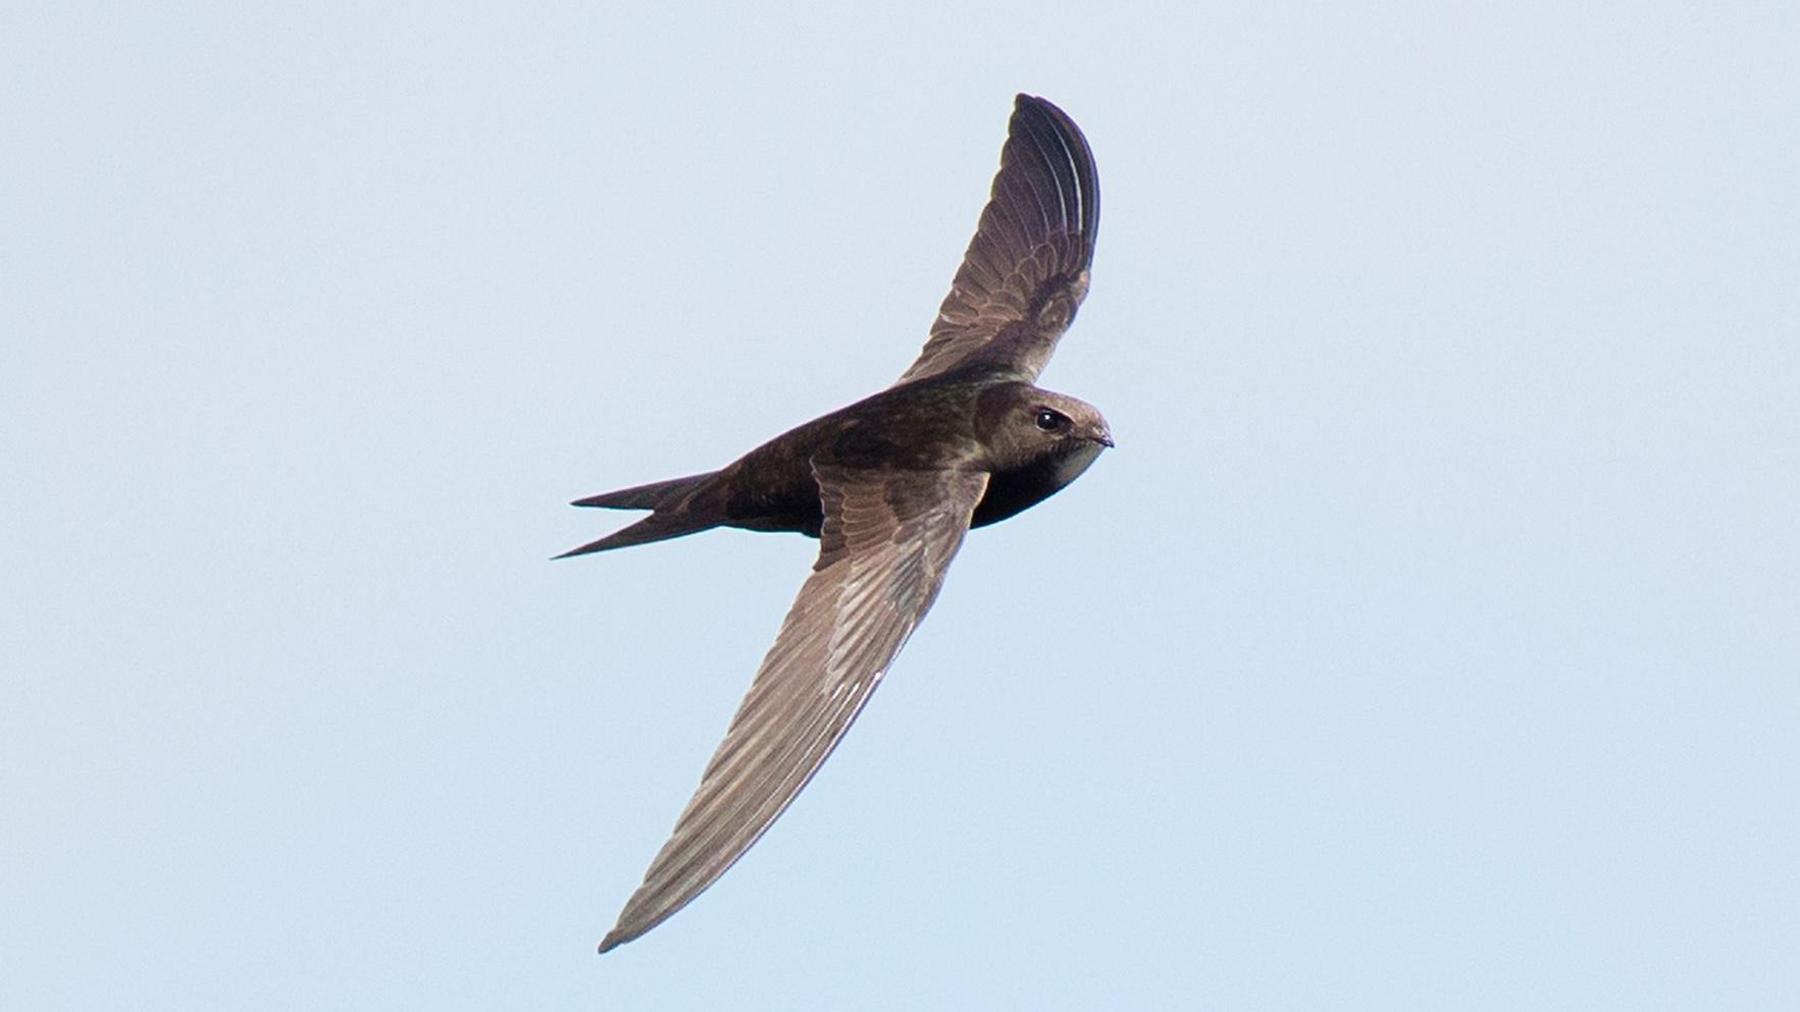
[555,470,724,558]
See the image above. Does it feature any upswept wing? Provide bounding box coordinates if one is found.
[599,465,990,951]
[897,94,1100,385]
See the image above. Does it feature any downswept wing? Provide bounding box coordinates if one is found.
[599,465,990,952]
[897,94,1100,386]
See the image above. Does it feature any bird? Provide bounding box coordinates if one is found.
[562,94,1109,953]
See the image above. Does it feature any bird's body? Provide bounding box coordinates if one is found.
[564,367,1109,554]
[563,94,1109,952]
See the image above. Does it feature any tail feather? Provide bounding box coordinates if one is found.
[555,512,721,558]
[572,472,715,511]
[557,470,725,559]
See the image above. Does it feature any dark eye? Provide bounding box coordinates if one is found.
[1034,409,1068,432]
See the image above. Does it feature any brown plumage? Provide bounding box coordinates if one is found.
[563,94,1110,952]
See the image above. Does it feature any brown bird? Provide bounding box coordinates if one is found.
[563,94,1110,952]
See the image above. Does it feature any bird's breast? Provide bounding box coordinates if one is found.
[970,441,1103,529]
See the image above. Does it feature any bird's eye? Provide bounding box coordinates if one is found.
[1034,409,1068,432]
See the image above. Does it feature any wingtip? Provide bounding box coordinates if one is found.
[597,930,629,954]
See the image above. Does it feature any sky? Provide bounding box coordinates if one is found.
[4,2,1797,1008]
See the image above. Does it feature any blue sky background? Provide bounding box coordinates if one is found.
[5,3,1796,1008]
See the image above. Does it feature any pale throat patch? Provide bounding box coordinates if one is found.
[1050,442,1103,489]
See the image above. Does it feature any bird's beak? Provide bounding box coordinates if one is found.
[1092,428,1115,449]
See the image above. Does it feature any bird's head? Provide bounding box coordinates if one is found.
[980,385,1113,474]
